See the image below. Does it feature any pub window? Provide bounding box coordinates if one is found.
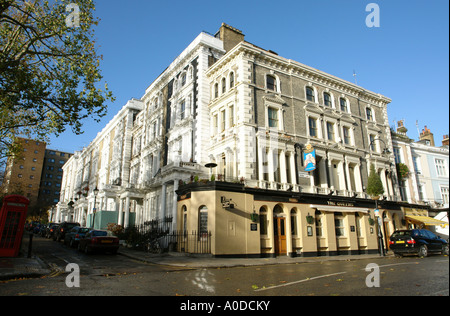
[335,214,345,237]
[315,211,323,237]
[182,206,187,233]
[259,207,268,235]
[291,209,298,236]
[198,206,208,234]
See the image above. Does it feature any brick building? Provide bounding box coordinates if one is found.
[1,137,72,217]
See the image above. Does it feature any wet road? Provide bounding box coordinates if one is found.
[0,236,448,296]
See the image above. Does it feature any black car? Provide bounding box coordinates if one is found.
[64,226,90,247]
[46,223,60,239]
[53,222,80,241]
[389,229,449,257]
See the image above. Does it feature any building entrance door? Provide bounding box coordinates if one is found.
[274,217,287,255]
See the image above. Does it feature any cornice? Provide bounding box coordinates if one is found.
[207,41,392,107]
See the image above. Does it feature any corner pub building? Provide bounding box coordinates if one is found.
[58,23,429,258]
[175,24,425,258]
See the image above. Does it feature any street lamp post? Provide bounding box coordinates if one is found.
[91,187,99,229]
[368,138,391,257]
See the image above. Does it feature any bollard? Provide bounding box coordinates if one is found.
[27,233,33,258]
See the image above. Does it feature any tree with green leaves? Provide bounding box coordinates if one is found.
[0,0,114,162]
[366,163,384,198]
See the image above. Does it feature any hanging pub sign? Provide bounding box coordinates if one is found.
[303,143,317,172]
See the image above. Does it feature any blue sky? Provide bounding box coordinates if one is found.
[49,0,449,153]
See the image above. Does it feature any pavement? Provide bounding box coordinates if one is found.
[118,246,392,268]
[1,240,392,281]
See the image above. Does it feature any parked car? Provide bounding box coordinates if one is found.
[389,229,449,257]
[53,222,80,241]
[78,230,119,254]
[39,224,50,237]
[64,227,90,248]
[46,223,60,239]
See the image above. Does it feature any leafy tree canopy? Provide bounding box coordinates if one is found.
[366,163,384,198]
[0,0,114,161]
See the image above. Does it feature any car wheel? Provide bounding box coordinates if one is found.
[442,244,449,256]
[418,245,428,258]
[394,253,403,258]
[78,243,82,252]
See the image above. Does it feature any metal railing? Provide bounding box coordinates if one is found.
[120,218,211,254]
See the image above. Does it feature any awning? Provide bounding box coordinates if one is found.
[310,204,369,213]
[406,215,449,228]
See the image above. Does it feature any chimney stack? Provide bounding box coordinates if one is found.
[216,23,245,53]
[419,125,435,146]
[443,134,449,147]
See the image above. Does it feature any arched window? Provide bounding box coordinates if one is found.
[214,83,219,99]
[181,72,187,87]
[229,72,235,88]
[182,205,187,232]
[273,204,284,215]
[323,92,332,107]
[366,107,374,121]
[340,98,348,112]
[306,87,315,102]
[221,77,226,94]
[266,74,277,92]
[198,206,208,234]
[259,206,268,235]
[290,209,298,236]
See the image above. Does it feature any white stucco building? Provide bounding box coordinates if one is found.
[56,24,403,238]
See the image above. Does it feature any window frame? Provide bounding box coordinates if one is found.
[266,74,279,93]
[306,87,315,102]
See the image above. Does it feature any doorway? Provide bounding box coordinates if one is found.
[274,216,287,255]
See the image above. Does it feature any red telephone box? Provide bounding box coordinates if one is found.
[0,195,30,257]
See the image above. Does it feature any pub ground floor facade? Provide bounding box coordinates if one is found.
[176,181,431,258]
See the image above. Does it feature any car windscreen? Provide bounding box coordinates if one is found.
[79,228,90,233]
[66,223,80,229]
